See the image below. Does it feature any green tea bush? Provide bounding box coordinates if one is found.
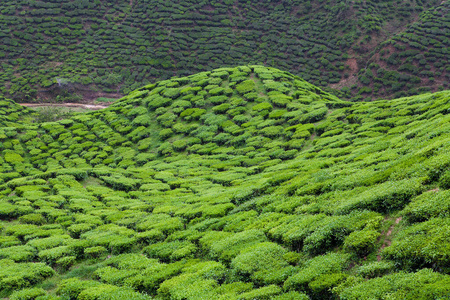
[382,217,450,269]
[136,214,184,235]
[402,190,450,222]
[231,242,294,284]
[19,213,46,225]
[26,235,72,251]
[10,287,46,300]
[309,272,347,299]
[336,269,450,300]
[439,170,450,189]
[336,178,424,213]
[284,253,349,291]
[135,229,165,244]
[144,241,197,262]
[237,285,282,299]
[0,236,21,248]
[38,246,74,264]
[56,278,101,299]
[84,246,107,258]
[343,229,379,256]
[0,259,54,291]
[356,261,395,278]
[96,288,151,300]
[235,80,256,94]
[56,255,76,269]
[110,237,137,254]
[270,291,309,300]
[209,229,267,263]
[0,245,36,262]
[100,175,140,191]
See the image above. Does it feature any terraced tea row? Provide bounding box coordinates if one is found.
[0,66,449,299]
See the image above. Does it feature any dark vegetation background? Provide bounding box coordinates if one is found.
[0,0,448,102]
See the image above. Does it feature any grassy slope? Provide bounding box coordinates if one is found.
[0,0,448,102]
[0,66,449,299]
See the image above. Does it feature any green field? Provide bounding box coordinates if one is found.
[0,66,449,299]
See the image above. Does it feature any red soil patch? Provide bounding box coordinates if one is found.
[376,216,402,261]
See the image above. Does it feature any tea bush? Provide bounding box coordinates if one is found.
[0,67,448,298]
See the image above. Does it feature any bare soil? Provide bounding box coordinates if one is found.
[377,216,402,261]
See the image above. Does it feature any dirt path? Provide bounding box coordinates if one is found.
[377,216,402,261]
[20,103,110,110]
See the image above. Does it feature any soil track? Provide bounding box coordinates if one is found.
[377,216,402,261]
[20,103,110,110]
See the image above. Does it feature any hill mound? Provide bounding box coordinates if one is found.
[0,0,448,102]
[0,66,449,299]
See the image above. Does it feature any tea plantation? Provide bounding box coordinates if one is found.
[0,0,448,102]
[0,66,450,299]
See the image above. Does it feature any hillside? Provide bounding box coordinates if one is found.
[0,0,448,102]
[0,66,449,299]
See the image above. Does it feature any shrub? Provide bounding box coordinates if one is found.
[97,288,151,300]
[10,288,46,300]
[309,272,347,299]
[38,246,74,264]
[343,229,379,256]
[135,230,165,244]
[136,214,184,235]
[336,269,450,300]
[336,178,424,213]
[19,213,46,225]
[110,237,137,254]
[144,241,197,262]
[231,242,293,284]
[0,245,36,262]
[402,190,450,222]
[382,217,450,269]
[68,223,96,239]
[270,291,309,300]
[252,102,273,112]
[209,230,268,263]
[100,175,141,191]
[237,285,282,299]
[0,260,54,291]
[84,246,107,258]
[56,278,101,299]
[172,139,188,151]
[4,152,24,164]
[439,170,450,189]
[56,256,76,269]
[356,261,395,278]
[235,80,255,94]
[159,128,173,140]
[284,253,349,291]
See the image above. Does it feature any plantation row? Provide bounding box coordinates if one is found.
[0,66,449,299]
[0,0,447,102]
[339,3,450,101]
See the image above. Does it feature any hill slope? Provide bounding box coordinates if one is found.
[0,66,449,299]
[0,0,448,102]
